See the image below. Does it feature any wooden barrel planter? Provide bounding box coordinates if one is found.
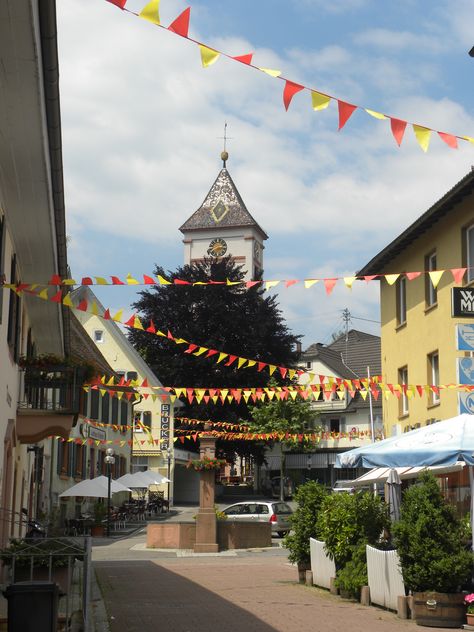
[413,592,465,628]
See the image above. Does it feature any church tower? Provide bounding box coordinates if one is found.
[179,151,268,280]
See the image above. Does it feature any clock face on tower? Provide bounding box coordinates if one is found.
[207,238,228,257]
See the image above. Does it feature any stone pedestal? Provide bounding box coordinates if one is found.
[194,433,219,553]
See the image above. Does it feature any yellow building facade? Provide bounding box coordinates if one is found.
[359,171,474,437]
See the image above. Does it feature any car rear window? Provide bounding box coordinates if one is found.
[272,502,292,514]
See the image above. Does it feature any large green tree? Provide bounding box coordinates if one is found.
[128,257,301,459]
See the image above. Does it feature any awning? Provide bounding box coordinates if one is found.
[352,462,465,486]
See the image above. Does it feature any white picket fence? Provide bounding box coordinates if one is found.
[366,545,405,611]
[309,538,336,589]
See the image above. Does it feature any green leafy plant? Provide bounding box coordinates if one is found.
[392,471,472,593]
[334,543,368,599]
[93,501,107,527]
[316,490,389,569]
[0,538,82,569]
[186,457,226,471]
[284,480,328,566]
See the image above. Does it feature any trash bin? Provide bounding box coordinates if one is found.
[3,581,59,632]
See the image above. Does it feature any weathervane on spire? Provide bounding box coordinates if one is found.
[218,121,233,167]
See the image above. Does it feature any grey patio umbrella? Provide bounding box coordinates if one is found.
[386,468,402,522]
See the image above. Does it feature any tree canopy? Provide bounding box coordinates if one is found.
[128,257,302,457]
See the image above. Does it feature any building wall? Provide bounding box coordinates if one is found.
[379,194,474,435]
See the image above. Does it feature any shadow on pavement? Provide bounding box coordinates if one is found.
[95,559,279,632]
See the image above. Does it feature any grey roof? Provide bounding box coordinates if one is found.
[303,329,381,379]
[179,167,268,238]
[358,169,474,275]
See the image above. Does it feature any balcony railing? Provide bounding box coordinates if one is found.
[18,366,85,414]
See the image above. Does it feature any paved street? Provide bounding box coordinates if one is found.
[91,510,442,632]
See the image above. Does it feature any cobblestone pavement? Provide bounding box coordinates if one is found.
[92,522,442,632]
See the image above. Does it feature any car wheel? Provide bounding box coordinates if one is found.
[277,531,288,538]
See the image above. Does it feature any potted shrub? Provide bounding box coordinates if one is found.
[284,480,328,582]
[91,501,106,537]
[392,471,473,628]
[316,489,389,598]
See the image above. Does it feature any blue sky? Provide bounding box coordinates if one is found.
[57,0,474,348]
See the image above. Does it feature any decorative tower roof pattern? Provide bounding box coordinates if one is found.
[179,167,268,239]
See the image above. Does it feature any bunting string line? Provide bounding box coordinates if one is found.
[2,265,470,293]
[104,0,474,152]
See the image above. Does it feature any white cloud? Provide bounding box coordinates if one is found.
[354,28,446,54]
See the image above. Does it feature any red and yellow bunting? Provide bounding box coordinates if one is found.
[103,0,474,151]
[2,265,470,293]
[82,416,249,433]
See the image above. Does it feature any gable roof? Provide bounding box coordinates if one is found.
[179,167,268,239]
[358,169,474,275]
[303,329,381,378]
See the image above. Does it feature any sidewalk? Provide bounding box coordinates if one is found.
[90,511,442,632]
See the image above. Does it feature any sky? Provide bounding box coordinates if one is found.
[57,0,474,349]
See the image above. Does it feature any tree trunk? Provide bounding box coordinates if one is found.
[280,445,285,501]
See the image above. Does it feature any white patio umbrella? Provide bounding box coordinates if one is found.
[138,470,170,485]
[59,476,130,497]
[117,471,170,489]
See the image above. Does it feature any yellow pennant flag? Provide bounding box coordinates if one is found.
[126,273,139,285]
[62,278,76,286]
[243,391,252,403]
[157,275,171,285]
[169,395,177,403]
[413,125,431,152]
[133,316,144,330]
[365,109,387,120]
[199,45,220,68]
[112,309,123,322]
[62,294,74,307]
[139,0,160,25]
[311,91,331,111]
[463,136,474,145]
[384,274,399,286]
[195,389,206,404]
[237,357,247,369]
[211,396,218,404]
[359,389,368,401]
[226,279,240,286]
[246,360,256,369]
[174,388,185,398]
[95,277,109,285]
[336,390,345,400]
[194,347,208,356]
[38,288,49,300]
[116,391,123,400]
[288,369,296,380]
[343,276,356,289]
[100,389,107,397]
[428,270,444,289]
[107,376,115,386]
[268,365,277,376]
[217,353,228,364]
[258,67,281,77]
[289,391,298,401]
[91,301,100,316]
[265,281,280,291]
[304,279,319,289]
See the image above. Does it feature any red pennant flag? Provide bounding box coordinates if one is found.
[168,7,191,37]
[206,349,218,358]
[103,309,111,320]
[48,275,62,285]
[124,315,136,327]
[146,320,156,334]
[107,0,127,7]
[283,81,305,111]
[233,53,254,65]
[174,279,191,285]
[416,385,423,397]
[167,330,174,340]
[77,300,88,311]
[187,389,194,403]
[338,100,357,130]
[364,275,377,282]
[179,436,185,444]
[81,277,93,285]
[324,278,337,295]
[111,276,125,285]
[406,272,422,281]
[279,367,288,379]
[451,268,466,284]
[438,131,458,149]
[225,355,237,366]
[203,395,210,404]
[390,118,407,146]
[257,362,267,372]
[51,290,62,303]
[184,344,198,354]
[246,281,260,288]
[285,279,298,288]
[143,275,155,285]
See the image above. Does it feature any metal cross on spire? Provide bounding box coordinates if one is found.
[217,121,234,167]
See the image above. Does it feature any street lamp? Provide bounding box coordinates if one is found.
[104,448,115,537]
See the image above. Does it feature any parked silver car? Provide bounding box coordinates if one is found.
[222,501,293,537]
